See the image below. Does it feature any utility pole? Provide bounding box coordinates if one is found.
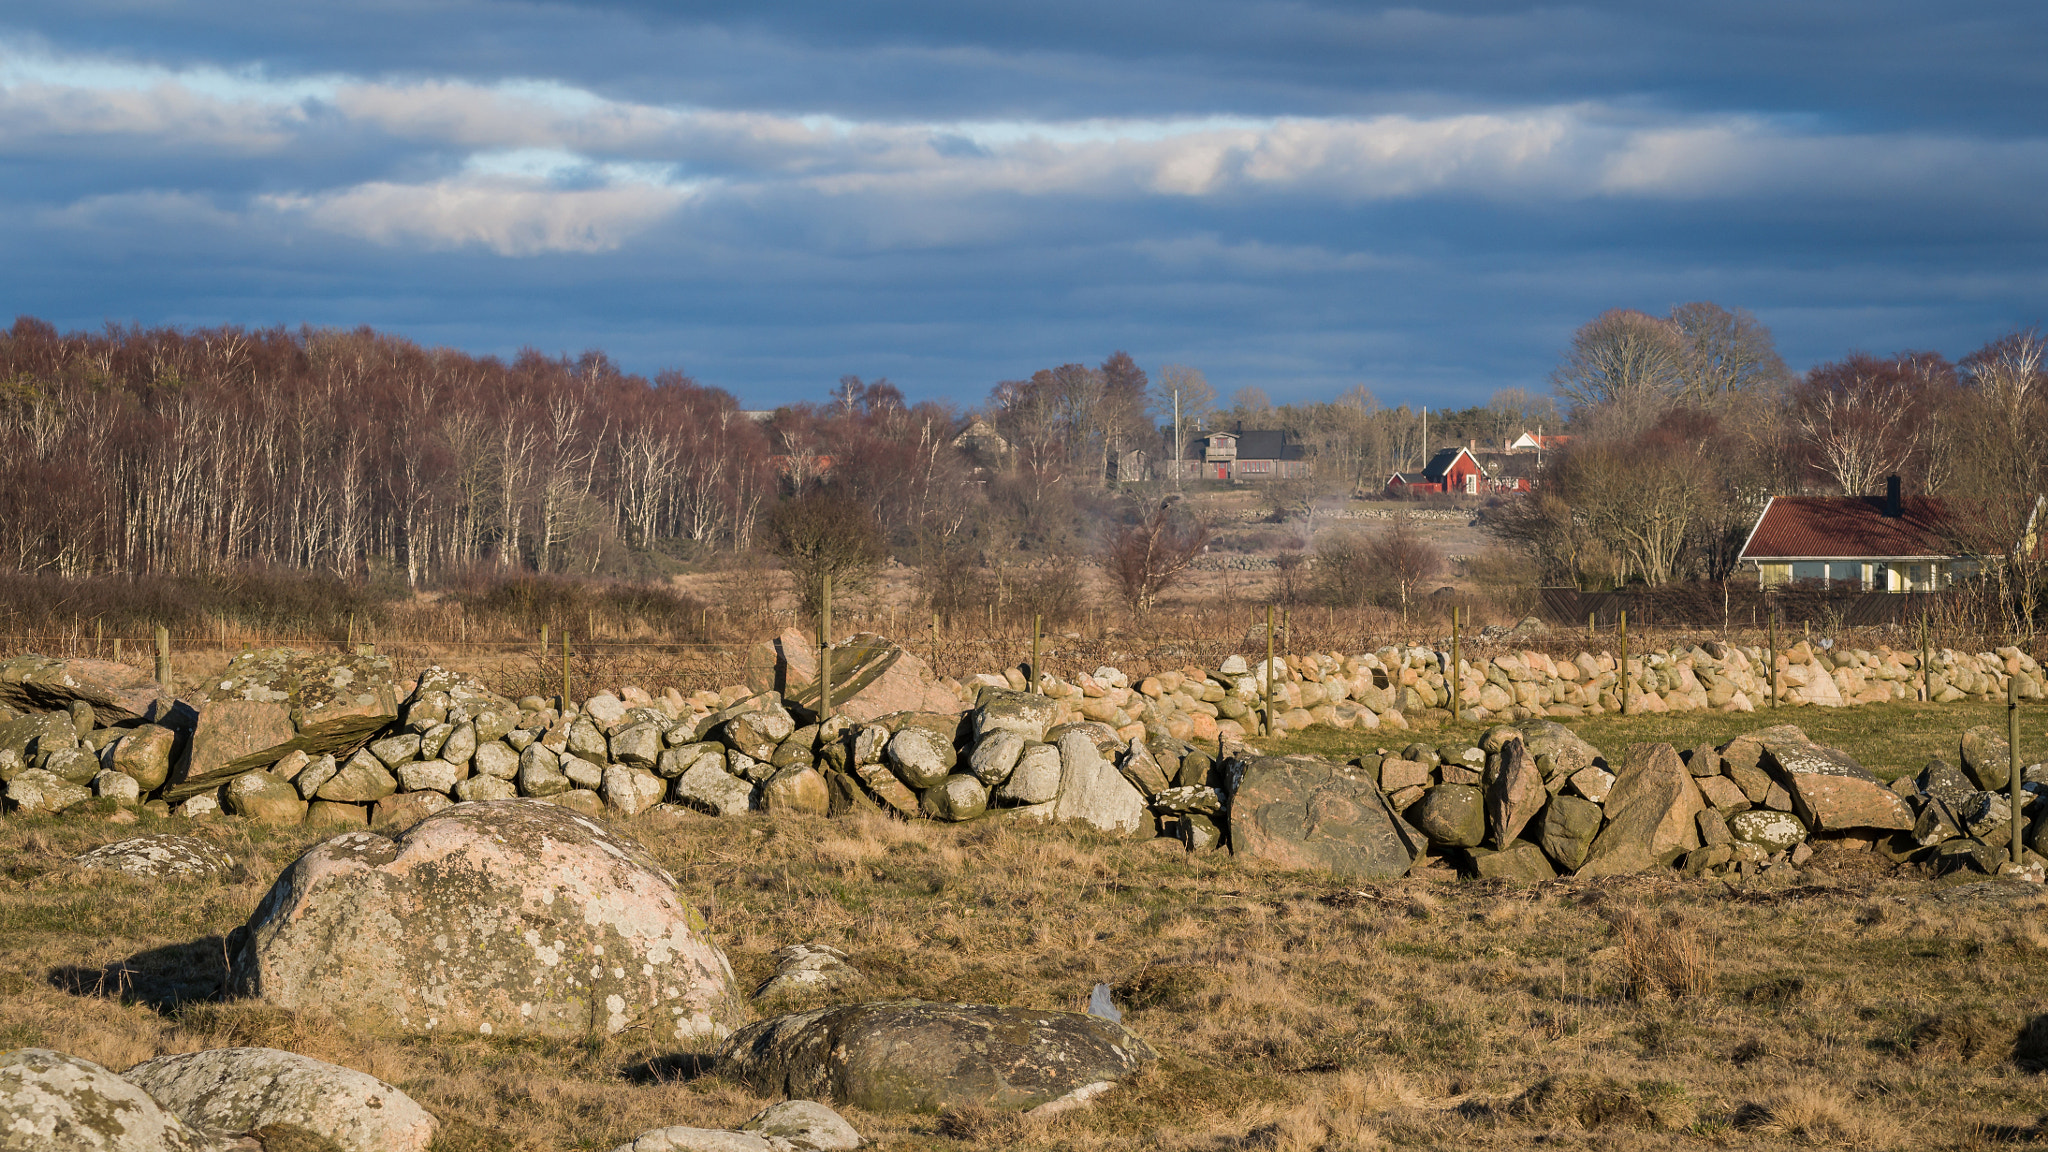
[1172,385,1183,491]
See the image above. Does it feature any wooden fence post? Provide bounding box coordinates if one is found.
[1265,604,1276,737]
[2011,675,2024,869]
[820,574,834,720]
[1768,611,1779,708]
[1451,606,1462,719]
[153,625,171,686]
[1031,614,1042,694]
[1619,610,1629,717]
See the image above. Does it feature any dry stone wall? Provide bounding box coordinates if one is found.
[2,639,2046,884]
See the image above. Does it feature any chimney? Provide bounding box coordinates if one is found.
[1885,475,1902,518]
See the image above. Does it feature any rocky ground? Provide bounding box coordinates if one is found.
[6,802,2048,1150]
[9,636,2048,1150]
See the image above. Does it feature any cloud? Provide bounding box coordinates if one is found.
[263,175,697,255]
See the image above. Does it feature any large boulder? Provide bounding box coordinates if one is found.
[971,689,1061,744]
[1407,784,1485,848]
[1520,720,1602,778]
[2,769,91,815]
[993,742,1061,805]
[107,727,177,793]
[1759,734,1913,833]
[609,1100,860,1152]
[884,729,955,789]
[124,1047,437,1152]
[227,799,745,1043]
[1576,743,1704,878]
[1961,725,2013,791]
[0,654,172,724]
[0,1049,215,1152]
[1730,809,1807,851]
[1227,755,1420,878]
[72,835,232,880]
[1047,730,1147,833]
[1535,793,1603,872]
[769,631,962,724]
[718,1001,1156,1113]
[167,649,401,802]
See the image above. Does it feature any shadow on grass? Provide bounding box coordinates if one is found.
[48,934,232,1011]
[622,1052,721,1084]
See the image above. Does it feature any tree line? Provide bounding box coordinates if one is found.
[1490,304,2048,634]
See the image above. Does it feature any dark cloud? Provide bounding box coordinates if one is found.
[1,0,2045,409]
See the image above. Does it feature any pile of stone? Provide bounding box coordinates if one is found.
[1891,724,2048,876]
[1220,720,1960,882]
[0,1044,436,1152]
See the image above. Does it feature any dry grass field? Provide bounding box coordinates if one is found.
[9,701,2048,1150]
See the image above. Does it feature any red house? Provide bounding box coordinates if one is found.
[1387,447,1488,496]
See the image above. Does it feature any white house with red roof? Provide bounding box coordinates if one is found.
[1737,477,1979,592]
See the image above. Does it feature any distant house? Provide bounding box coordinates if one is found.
[1182,428,1310,481]
[1386,446,1494,496]
[1738,478,1979,592]
[951,418,1010,459]
[1508,431,1571,453]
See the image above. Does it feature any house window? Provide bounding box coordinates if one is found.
[1827,561,1863,588]
[1791,562,1825,584]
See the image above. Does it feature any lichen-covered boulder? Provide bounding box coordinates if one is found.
[227,799,745,1043]
[609,1100,861,1152]
[72,835,233,880]
[1760,735,1913,833]
[1407,784,1485,848]
[167,649,401,802]
[1729,808,1807,851]
[124,1047,437,1152]
[1047,731,1147,833]
[3,768,91,816]
[0,1048,213,1151]
[1227,755,1420,878]
[719,1000,1157,1113]
[972,689,1060,744]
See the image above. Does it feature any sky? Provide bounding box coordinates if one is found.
[3,2,2047,411]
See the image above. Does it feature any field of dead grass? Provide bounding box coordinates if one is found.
[9,755,2048,1152]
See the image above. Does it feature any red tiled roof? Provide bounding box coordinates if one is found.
[1740,496,1961,560]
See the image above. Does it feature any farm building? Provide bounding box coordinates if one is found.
[1387,446,1529,496]
[1160,428,1310,482]
[1738,478,1981,591]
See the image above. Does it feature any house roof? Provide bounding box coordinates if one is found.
[1423,447,1479,481]
[1739,495,1963,561]
[1478,452,1538,480]
[1215,429,1304,461]
[1389,471,1431,485]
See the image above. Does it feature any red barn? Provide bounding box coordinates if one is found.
[1387,447,1487,496]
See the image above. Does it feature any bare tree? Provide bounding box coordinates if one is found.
[1668,301,1792,405]
[767,488,888,623]
[1366,517,1444,622]
[1103,499,1210,614]
[1951,331,2048,638]
[1551,308,1687,427]
[1795,351,1956,495]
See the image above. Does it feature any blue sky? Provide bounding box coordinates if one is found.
[4,1,2046,409]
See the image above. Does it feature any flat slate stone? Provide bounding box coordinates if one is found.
[1227,755,1420,879]
[1760,736,1912,832]
[718,1000,1156,1113]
